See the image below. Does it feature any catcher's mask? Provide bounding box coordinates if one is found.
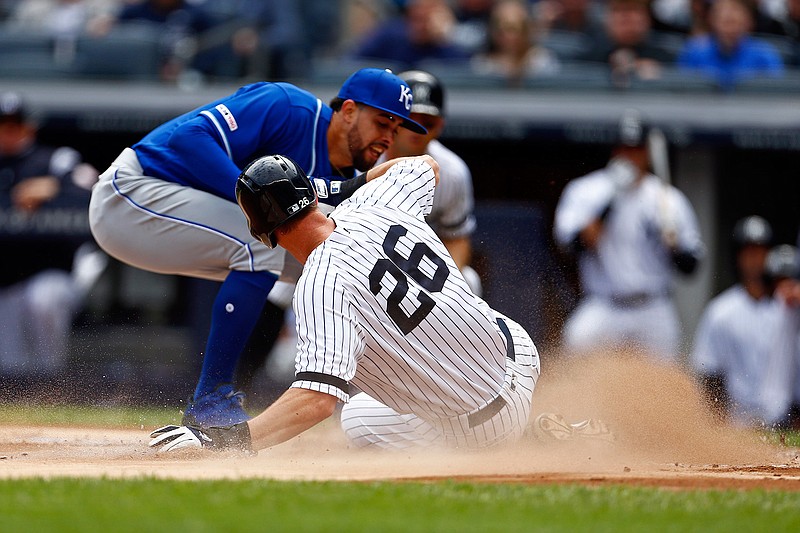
[236,155,317,249]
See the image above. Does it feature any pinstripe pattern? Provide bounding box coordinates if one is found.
[291,159,540,449]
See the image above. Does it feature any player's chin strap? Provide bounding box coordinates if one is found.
[149,423,253,454]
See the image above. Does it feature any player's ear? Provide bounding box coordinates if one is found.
[340,100,360,124]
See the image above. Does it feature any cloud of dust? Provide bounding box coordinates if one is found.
[525,351,780,467]
[246,352,786,481]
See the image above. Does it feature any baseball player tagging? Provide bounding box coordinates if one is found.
[90,69,426,428]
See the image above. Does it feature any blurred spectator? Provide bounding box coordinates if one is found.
[0,92,105,378]
[691,217,800,428]
[189,0,306,81]
[677,0,785,90]
[108,0,217,83]
[451,0,498,53]
[471,0,561,84]
[5,0,118,64]
[296,0,347,65]
[533,0,606,40]
[7,0,117,38]
[338,0,399,54]
[553,109,704,363]
[349,0,473,69]
[652,0,787,35]
[775,0,800,65]
[752,0,789,34]
[650,0,713,35]
[577,0,677,86]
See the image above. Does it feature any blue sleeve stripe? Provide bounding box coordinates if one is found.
[200,110,233,160]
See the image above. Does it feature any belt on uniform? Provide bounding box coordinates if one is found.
[607,292,664,307]
[467,317,515,428]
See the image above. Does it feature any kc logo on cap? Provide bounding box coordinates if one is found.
[399,85,412,111]
[337,68,427,134]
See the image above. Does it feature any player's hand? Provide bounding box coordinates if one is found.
[366,155,440,185]
[11,176,60,212]
[149,423,253,453]
[149,425,208,452]
[605,156,638,193]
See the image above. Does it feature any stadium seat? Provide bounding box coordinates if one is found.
[539,30,593,62]
[73,23,162,81]
[414,59,508,89]
[733,69,800,94]
[522,62,613,91]
[306,57,407,85]
[0,27,74,79]
[627,67,720,93]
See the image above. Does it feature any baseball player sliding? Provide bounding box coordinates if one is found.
[150,154,541,452]
[553,109,705,361]
[89,68,426,428]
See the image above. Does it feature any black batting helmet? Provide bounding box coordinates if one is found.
[399,70,445,117]
[732,215,773,249]
[235,155,317,249]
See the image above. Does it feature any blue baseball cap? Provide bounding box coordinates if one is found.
[337,68,427,134]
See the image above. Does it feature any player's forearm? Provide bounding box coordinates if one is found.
[442,236,471,270]
[246,387,338,450]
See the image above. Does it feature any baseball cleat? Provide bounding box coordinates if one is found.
[568,417,615,442]
[181,384,249,428]
[531,413,615,443]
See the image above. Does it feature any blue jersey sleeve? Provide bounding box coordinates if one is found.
[135,82,368,205]
[165,116,244,201]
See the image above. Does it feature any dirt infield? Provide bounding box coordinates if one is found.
[1,355,799,490]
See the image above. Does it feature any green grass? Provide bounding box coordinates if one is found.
[0,478,799,533]
[0,479,800,532]
[1,405,799,532]
[0,404,181,428]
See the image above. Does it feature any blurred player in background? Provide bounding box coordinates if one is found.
[89,68,426,428]
[553,108,704,362]
[691,216,800,428]
[0,91,103,378]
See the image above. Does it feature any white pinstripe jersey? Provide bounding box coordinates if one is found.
[291,159,508,420]
[377,140,476,240]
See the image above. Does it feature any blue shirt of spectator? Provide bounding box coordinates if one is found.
[677,34,785,90]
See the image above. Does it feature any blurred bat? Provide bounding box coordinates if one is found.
[648,127,677,248]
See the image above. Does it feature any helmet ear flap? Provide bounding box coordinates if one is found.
[235,155,317,249]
